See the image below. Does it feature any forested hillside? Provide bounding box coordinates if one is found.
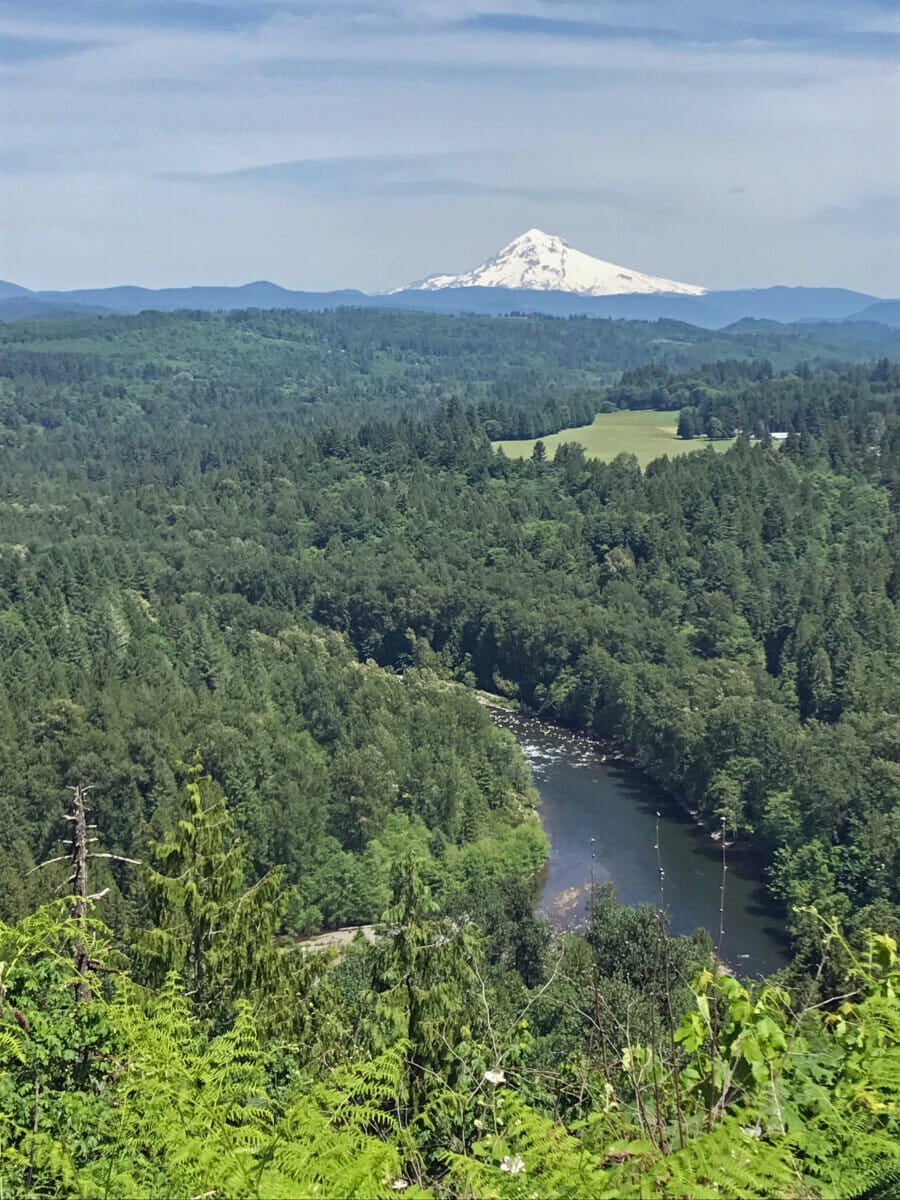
[1,308,896,481]
[1,309,899,1196]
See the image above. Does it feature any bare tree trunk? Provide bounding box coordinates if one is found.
[70,785,93,1003]
[30,785,139,1002]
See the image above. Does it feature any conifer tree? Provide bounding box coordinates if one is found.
[134,757,290,1028]
[371,854,482,1119]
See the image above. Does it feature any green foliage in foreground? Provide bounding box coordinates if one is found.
[0,891,897,1199]
[0,773,897,1200]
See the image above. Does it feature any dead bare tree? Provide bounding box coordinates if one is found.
[30,784,140,1001]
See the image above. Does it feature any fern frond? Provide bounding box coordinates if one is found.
[612,1115,803,1199]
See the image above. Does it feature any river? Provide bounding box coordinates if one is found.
[493,710,789,977]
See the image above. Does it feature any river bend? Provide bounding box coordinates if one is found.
[494,711,789,977]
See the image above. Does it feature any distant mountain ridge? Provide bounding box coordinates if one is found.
[0,284,890,331]
[851,300,900,328]
[1,248,896,332]
[0,280,32,301]
[371,284,885,327]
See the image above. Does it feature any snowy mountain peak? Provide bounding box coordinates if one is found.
[396,228,706,297]
[518,228,568,247]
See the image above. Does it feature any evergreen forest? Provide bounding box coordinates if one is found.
[0,306,899,1197]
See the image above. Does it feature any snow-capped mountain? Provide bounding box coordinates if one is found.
[395,228,706,297]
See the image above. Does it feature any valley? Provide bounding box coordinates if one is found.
[0,305,897,1197]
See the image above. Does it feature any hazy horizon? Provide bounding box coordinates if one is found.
[1,0,898,294]
[4,222,898,299]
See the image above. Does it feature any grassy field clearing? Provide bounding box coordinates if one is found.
[494,408,735,468]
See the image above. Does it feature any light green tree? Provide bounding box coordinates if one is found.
[134,757,290,1028]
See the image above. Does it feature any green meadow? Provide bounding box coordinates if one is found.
[494,408,736,468]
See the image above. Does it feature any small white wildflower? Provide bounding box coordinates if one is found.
[483,1068,506,1085]
[500,1155,525,1175]
[390,1180,409,1191]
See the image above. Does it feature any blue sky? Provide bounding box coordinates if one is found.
[0,0,897,293]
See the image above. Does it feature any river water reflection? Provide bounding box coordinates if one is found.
[493,711,789,978]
